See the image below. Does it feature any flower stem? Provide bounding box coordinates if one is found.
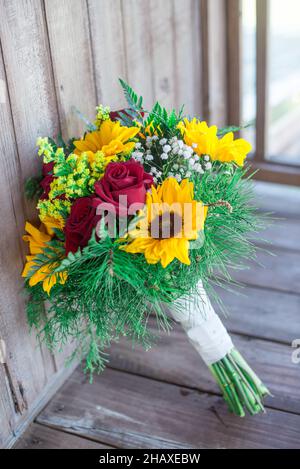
[209,347,270,416]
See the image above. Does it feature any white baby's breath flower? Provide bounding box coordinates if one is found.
[205,162,212,170]
[132,151,144,160]
[145,154,154,161]
[161,153,169,160]
[163,144,171,153]
[177,140,184,149]
[183,150,191,159]
[150,166,157,174]
[188,158,195,167]
[204,154,210,162]
[159,138,167,145]
[192,143,198,149]
[135,142,142,149]
[175,173,182,182]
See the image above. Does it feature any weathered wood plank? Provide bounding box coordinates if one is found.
[87,0,127,109]
[254,181,300,220]
[215,285,300,343]
[4,360,78,449]
[171,0,202,116]
[232,247,300,295]
[209,0,228,126]
[14,423,112,449]
[121,0,155,111]
[37,367,300,449]
[0,0,59,181]
[108,319,300,415]
[148,0,176,109]
[0,368,14,448]
[257,218,300,252]
[0,33,55,432]
[44,0,97,138]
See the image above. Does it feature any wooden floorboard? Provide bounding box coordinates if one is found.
[215,284,300,344]
[107,320,300,415]
[258,218,300,252]
[15,182,300,449]
[231,246,300,295]
[35,367,300,449]
[13,423,112,449]
[254,181,300,219]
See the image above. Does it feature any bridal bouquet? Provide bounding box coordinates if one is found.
[22,80,270,417]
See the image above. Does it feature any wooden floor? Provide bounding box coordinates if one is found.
[15,182,300,449]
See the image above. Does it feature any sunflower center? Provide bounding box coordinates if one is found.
[150,211,183,239]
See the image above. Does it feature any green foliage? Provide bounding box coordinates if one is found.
[119,78,143,112]
[218,124,251,136]
[48,134,75,156]
[25,176,43,200]
[24,238,65,279]
[24,82,269,377]
[25,163,268,376]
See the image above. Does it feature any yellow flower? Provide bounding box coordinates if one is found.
[213,132,252,166]
[178,118,251,166]
[22,220,67,295]
[178,118,219,156]
[73,119,139,160]
[121,178,207,268]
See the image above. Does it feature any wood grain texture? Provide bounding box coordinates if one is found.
[107,319,300,414]
[232,246,300,295]
[148,0,176,109]
[14,423,112,449]
[257,218,300,252]
[0,368,14,448]
[88,0,127,108]
[0,41,54,430]
[121,0,155,110]
[0,0,59,181]
[215,285,300,343]
[44,0,97,138]
[253,181,300,219]
[202,0,228,125]
[37,367,300,449]
[171,0,202,116]
[226,0,241,126]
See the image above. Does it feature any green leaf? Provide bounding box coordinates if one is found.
[119,78,143,112]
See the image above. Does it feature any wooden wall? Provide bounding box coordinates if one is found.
[0,0,227,448]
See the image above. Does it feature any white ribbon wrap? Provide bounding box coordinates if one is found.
[166,281,234,366]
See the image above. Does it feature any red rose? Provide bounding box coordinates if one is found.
[94,159,153,216]
[110,109,144,122]
[40,162,55,200]
[65,196,101,254]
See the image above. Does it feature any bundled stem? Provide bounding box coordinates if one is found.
[209,348,270,417]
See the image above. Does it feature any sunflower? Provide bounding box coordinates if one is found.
[73,119,139,163]
[178,118,251,166]
[121,177,207,268]
[22,217,67,295]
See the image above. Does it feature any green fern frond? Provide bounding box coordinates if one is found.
[119,78,143,112]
